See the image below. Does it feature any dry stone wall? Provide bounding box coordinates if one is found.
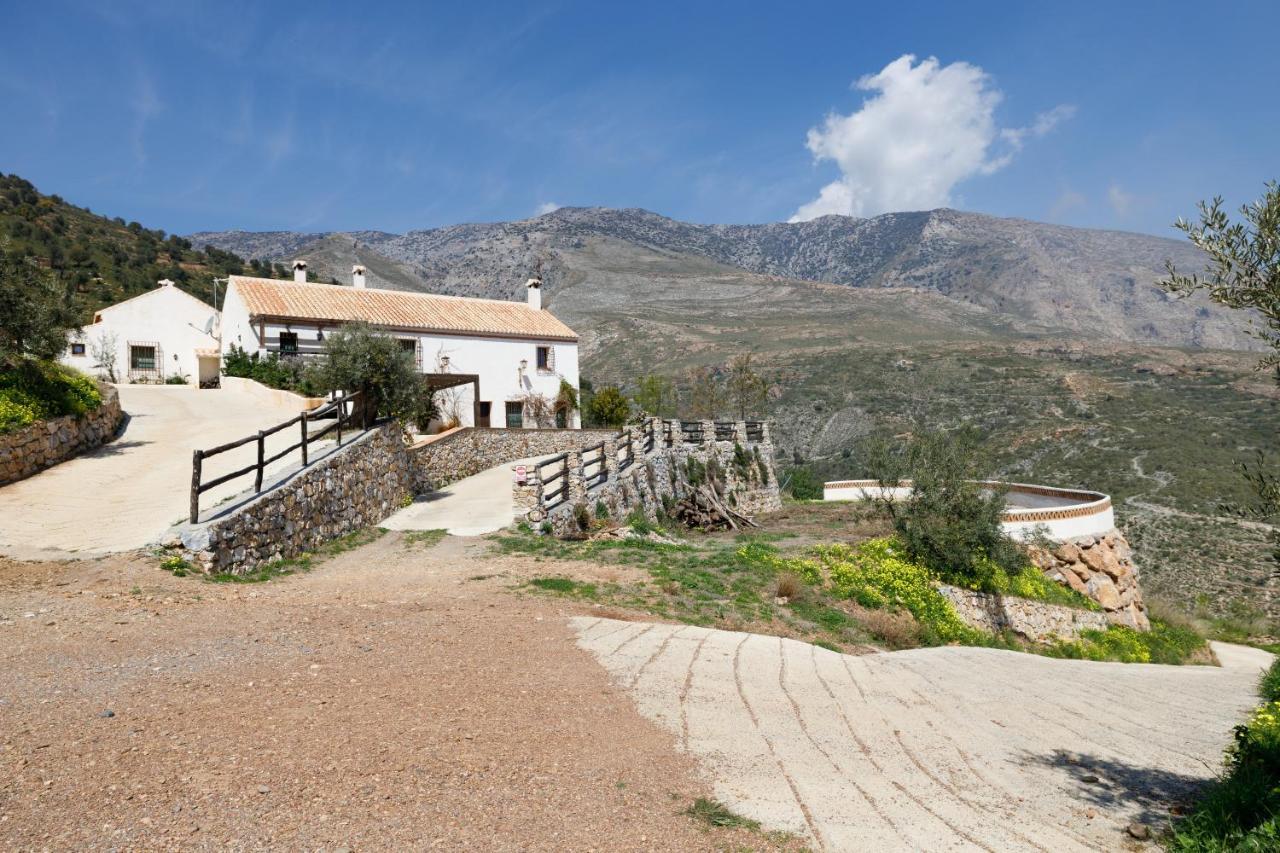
[0,384,124,486]
[938,584,1111,641]
[411,427,615,492]
[177,422,413,574]
[528,419,781,537]
[1030,530,1149,630]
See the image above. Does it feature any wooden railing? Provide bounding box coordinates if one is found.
[714,422,735,442]
[189,390,363,524]
[745,421,765,442]
[617,428,634,471]
[582,441,607,489]
[679,421,704,443]
[536,453,571,511]
[643,420,656,453]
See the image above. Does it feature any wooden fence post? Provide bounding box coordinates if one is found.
[300,410,309,466]
[190,449,203,524]
[254,430,265,492]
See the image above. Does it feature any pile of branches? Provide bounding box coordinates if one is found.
[671,484,758,531]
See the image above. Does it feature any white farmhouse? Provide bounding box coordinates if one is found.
[60,279,222,386]
[220,262,581,429]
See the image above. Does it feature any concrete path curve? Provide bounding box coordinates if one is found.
[573,617,1268,852]
[0,385,308,559]
[381,455,552,536]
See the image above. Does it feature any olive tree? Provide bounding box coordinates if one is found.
[320,323,436,430]
[1161,181,1280,558]
[0,255,79,367]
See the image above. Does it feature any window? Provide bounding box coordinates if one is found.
[130,345,156,370]
[478,401,492,427]
[279,331,299,354]
[398,338,419,369]
[505,401,524,429]
[555,408,567,428]
[70,343,86,356]
[536,345,552,372]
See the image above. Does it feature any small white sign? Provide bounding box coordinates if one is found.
[514,465,527,484]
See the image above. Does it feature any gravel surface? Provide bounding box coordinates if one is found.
[0,534,786,850]
[574,617,1267,852]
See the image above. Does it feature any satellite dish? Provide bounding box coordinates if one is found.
[203,316,216,334]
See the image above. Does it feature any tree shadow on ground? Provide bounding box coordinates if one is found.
[1018,749,1216,827]
[86,439,152,458]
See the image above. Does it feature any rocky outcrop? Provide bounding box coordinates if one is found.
[1030,530,1150,630]
[938,585,1111,642]
[0,384,124,486]
[178,422,413,575]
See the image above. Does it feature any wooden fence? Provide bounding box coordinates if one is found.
[189,390,364,524]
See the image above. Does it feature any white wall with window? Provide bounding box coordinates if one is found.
[59,280,221,386]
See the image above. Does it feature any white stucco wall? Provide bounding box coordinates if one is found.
[59,283,221,385]
[219,282,581,429]
[823,479,1116,542]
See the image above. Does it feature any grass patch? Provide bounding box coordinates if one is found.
[402,529,447,549]
[528,576,599,598]
[1261,657,1280,704]
[206,527,387,584]
[684,797,760,831]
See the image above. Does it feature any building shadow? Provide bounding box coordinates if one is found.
[1017,748,1215,826]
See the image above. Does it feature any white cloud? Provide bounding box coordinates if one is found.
[534,201,561,216]
[1107,183,1134,217]
[790,55,1073,222]
[131,69,162,166]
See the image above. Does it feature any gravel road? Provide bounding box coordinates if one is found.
[0,535,779,850]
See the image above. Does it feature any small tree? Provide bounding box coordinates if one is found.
[520,392,556,427]
[725,352,768,420]
[586,385,630,427]
[865,427,1025,590]
[555,379,578,426]
[321,323,436,430]
[0,255,79,366]
[685,366,722,420]
[89,331,119,383]
[633,374,677,417]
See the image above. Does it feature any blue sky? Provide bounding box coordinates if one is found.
[2,1,1277,238]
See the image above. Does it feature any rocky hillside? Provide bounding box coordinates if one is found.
[189,206,1253,351]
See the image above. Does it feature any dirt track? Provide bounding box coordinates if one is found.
[0,535,772,851]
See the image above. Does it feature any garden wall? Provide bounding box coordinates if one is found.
[177,422,413,574]
[938,585,1111,641]
[0,384,124,486]
[1029,531,1149,630]
[524,419,781,536]
[410,426,616,491]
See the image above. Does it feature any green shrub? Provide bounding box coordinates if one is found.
[595,500,609,520]
[787,466,823,500]
[1262,658,1280,704]
[164,373,188,385]
[0,360,101,433]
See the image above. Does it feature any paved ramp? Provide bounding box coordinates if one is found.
[0,385,308,559]
[382,456,549,536]
[574,617,1267,851]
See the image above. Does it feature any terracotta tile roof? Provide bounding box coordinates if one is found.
[227,276,577,341]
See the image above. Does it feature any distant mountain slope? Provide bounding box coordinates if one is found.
[190,206,1253,351]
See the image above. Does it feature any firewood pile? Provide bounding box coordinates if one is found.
[672,485,758,531]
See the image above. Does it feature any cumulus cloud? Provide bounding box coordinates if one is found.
[790,55,1073,222]
[534,201,561,216]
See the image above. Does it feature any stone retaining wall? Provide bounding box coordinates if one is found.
[938,584,1111,642]
[0,384,124,486]
[527,419,781,536]
[177,422,414,574]
[411,427,615,492]
[1029,530,1149,630]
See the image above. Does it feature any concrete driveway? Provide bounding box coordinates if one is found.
[382,455,552,536]
[0,385,311,559]
[574,617,1269,852]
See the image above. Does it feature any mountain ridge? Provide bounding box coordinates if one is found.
[189,205,1251,351]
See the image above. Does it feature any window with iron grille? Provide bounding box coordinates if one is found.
[505,401,524,428]
[279,331,299,354]
[130,345,156,370]
[536,345,553,372]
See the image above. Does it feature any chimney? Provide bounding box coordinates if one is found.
[158,278,175,288]
[292,260,308,283]
[526,276,542,311]
[352,264,367,289]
